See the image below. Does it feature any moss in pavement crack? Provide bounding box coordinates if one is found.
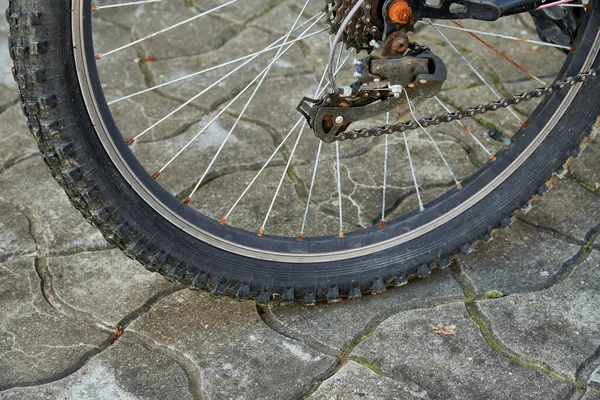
[348,357,387,377]
[451,261,588,391]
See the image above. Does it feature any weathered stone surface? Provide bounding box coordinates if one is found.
[351,302,572,399]
[127,290,337,400]
[0,103,38,171]
[581,389,600,400]
[266,268,463,353]
[0,201,36,261]
[0,258,106,390]
[0,338,194,400]
[519,176,600,242]
[461,221,580,295]
[309,360,429,400]
[478,251,600,380]
[0,157,112,256]
[48,249,179,327]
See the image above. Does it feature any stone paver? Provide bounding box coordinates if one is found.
[0,258,107,390]
[126,291,337,400]
[519,174,600,244]
[460,220,581,295]
[351,302,572,400]
[1,1,600,399]
[478,252,600,380]
[308,360,429,400]
[0,338,194,400]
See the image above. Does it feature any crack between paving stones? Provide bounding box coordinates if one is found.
[0,287,192,393]
[0,97,19,116]
[517,217,587,248]
[450,259,589,395]
[0,153,42,176]
[116,285,186,331]
[0,339,112,392]
[256,281,466,399]
[570,344,600,400]
[124,333,207,400]
[568,172,600,199]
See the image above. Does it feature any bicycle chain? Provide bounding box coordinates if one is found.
[331,66,600,142]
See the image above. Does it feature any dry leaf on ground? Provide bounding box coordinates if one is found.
[433,324,456,336]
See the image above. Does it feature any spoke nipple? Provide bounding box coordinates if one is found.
[339,230,345,238]
[94,55,102,61]
[257,228,265,237]
[220,217,227,226]
[522,121,529,129]
[152,171,161,180]
[144,55,156,62]
[297,233,305,241]
[183,197,191,206]
[380,220,386,229]
[570,46,576,52]
[91,6,99,12]
[490,154,497,162]
[584,3,592,8]
[456,182,463,190]
[126,138,135,146]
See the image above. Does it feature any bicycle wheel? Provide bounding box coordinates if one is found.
[7,0,600,303]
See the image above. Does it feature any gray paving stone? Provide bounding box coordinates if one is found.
[460,220,580,295]
[0,257,106,390]
[0,338,194,400]
[47,249,179,327]
[308,360,429,400]
[477,251,600,380]
[0,201,36,261]
[0,103,38,171]
[266,269,464,353]
[127,290,337,400]
[581,389,600,400]
[132,112,281,198]
[351,302,571,399]
[519,176,600,242]
[0,157,112,256]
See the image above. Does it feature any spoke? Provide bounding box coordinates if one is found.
[131,16,326,145]
[258,122,307,237]
[184,0,314,206]
[222,119,304,224]
[299,141,323,240]
[427,19,524,125]
[450,20,546,85]
[153,18,327,177]
[92,0,160,10]
[417,21,571,51]
[262,49,355,237]
[407,92,462,189]
[96,0,240,59]
[433,96,496,161]
[402,121,425,212]
[222,49,354,230]
[335,141,344,238]
[107,13,326,105]
[381,112,390,228]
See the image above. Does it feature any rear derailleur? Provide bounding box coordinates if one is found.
[297,35,447,143]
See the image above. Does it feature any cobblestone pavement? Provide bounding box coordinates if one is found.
[2,1,600,399]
